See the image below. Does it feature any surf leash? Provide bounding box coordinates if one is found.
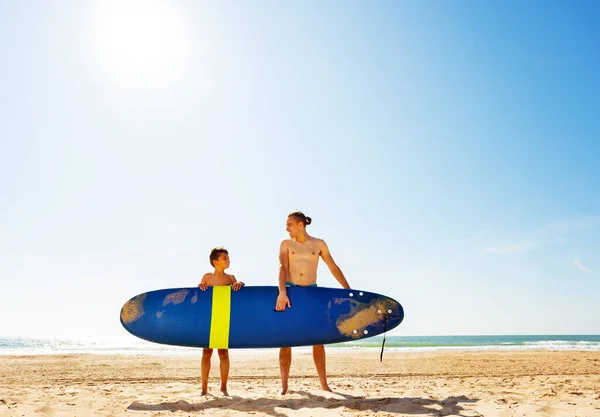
[363,314,390,380]
[379,314,388,362]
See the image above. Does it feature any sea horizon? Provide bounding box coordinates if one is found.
[2,334,599,356]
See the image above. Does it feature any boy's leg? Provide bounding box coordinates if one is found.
[312,345,332,392]
[279,347,292,395]
[201,348,213,394]
[217,349,230,395]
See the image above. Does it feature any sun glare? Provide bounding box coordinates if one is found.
[86,1,191,92]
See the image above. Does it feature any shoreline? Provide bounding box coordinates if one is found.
[3,345,600,357]
[2,350,600,416]
[3,334,600,357]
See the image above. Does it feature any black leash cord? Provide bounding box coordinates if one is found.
[380,315,388,362]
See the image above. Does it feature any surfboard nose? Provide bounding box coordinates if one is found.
[120,293,147,327]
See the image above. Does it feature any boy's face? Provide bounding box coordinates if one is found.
[214,253,230,269]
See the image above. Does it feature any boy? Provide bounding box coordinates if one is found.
[198,247,244,396]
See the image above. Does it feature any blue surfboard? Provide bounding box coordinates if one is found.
[120,286,404,349]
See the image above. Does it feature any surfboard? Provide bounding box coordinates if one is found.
[120,286,404,349]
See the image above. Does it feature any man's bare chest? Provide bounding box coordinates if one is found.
[288,241,320,261]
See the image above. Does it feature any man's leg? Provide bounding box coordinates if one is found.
[279,347,292,395]
[312,344,332,392]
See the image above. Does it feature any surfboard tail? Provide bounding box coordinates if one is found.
[334,291,404,340]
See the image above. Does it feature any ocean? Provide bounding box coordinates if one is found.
[2,335,599,355]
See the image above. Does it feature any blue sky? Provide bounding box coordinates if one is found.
[1,0,599,340]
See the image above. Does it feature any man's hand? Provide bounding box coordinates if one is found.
[198,282,208,291]
[232,282,244,291]
[275,293,291,311]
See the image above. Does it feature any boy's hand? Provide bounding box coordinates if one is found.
[198,282,208,291]
[232,282,244,291]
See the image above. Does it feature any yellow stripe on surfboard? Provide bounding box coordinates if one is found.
[209,286,231,349]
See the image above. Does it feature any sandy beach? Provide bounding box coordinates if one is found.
[1,350,599,416]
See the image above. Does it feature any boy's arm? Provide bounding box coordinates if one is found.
[319,240,351,289]
[276,240,291,310]
[198,273,210,291]
[230,274,244,291]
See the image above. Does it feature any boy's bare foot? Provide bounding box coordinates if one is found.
[280,383,288,395]
[201,389,208,395]
[220,389,229,396]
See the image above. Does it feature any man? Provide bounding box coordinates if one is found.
[275,211,351,395]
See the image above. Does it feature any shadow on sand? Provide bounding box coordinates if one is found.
[128,390,479,416]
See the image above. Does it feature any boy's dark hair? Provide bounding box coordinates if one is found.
[209,247,228,267]
[288,211,312,226]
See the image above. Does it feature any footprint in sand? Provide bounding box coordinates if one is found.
[35,406,56,414]
[404,389,427,398]
[538,405,558,415]
[473,405,514,417]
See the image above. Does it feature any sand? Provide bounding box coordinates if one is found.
[1,349,600,416]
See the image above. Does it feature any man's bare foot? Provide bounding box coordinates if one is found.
[220,389,229,396]
[321,384,332,392]
[201,389,208,395]
[279,384,288,395]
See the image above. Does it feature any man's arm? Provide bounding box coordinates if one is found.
[276,240,291,310]
[319,240,351,289]
[278,240,289,293]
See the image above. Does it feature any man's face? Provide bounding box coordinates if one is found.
[286,217,301,238]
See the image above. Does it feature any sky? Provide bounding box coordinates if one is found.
[1,0,599,340]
